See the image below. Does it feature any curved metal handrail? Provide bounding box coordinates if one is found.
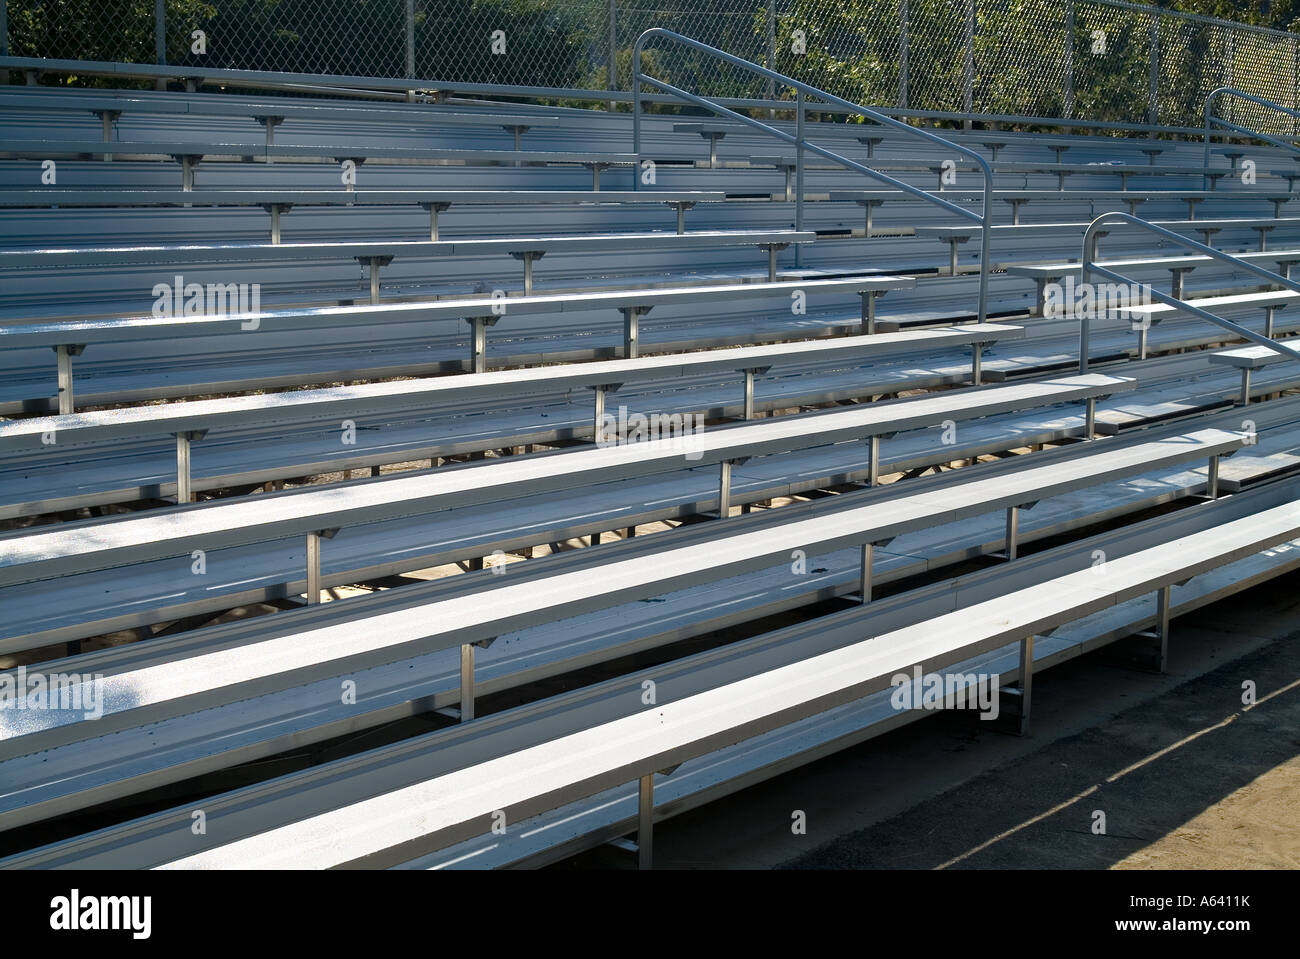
[1202,87,1300,189]
[1078,211,1300,373]
[631,28,994,325]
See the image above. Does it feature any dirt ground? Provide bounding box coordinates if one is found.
[573,571,1300,870]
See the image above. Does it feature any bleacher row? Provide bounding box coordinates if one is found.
[2,56,1300,869]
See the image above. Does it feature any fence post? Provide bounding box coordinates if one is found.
[1063,0,1074,118]
[154,0,167,90]
[899,0,909,109]
[1148,11,1159,126]
[608,0,617,105]
[1226,29,1234,126]
[767,0,776,109]
[155,0,166,64]
[963,0,974,127]
[405,0,415,78]
[0,0,8,85]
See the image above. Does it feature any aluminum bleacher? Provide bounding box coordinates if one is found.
[3,28,1300,872]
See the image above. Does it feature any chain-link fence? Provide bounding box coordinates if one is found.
[3,0,1298,130]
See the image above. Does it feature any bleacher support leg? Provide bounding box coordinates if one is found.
[1155,585,1171,673]
[868,433,880,486]
[858,542,873,604]
[177,155,200,192]
[465,315,498,374]
[472,317,487,373]
[1207,454,1220,499]
[175,433,192,504]
[1264,306,1277,339]
[1085,396,1097,439]
[1033,276,1054,316]
[306,532,322,605]
[1004,505,1020,561]
[1142,585,1172,674]
[1169,267,1190,300]
[971,342,983,385]
[621,307,641,359]
[54,343,83,415]
[591,385,607,444]
[1239,367,1253,406]
[637,773,654,869]
[263,203,293,244]
[740,365,769,420]
[860,290,879,335]
[460,642,476,721]
[1013,635,1034,735]
[173,430,205,503]
[259,116,283,153]
[97,110,121,160]
[522,253,540,294]
[717,460,733,518]
[304,528,339,606]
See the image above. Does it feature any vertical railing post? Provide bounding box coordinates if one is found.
[1202,89,1217,190]
[795,87,804,267]
[1148,12,1160,126]
[405,0,416,79]
[1063,0,1075,119]
[1080,226,1103,373]
[899,0,909,110]
[632,33,641,192]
